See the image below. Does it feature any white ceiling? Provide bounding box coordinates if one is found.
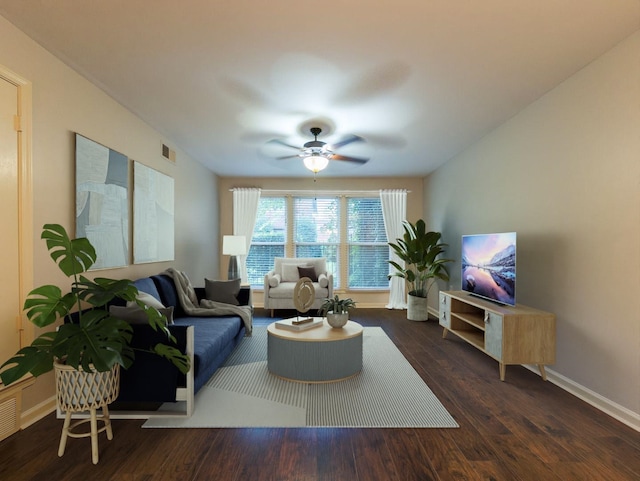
[1,1,638,177]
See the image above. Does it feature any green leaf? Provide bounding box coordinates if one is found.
[23,287,76,327]
[52,312,133,372]
[74,276,138,307]
[0,332,57,384]
[152,344,190,374]
[127,301,176,342]
[41,223,96,276]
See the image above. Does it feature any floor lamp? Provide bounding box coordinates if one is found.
[223,235,246,280]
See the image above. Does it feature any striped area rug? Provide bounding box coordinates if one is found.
[143,326,458,428]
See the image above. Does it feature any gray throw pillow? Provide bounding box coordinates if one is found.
[204,278,240,305]
[109,305,174,325]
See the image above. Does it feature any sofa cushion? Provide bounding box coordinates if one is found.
[128,291,166,310]
[151,274,187,317]
[281,263,301,282]
[204,278,240,305]
[133,277,162,302]
[173,315,244,392]
[110,305,174,325]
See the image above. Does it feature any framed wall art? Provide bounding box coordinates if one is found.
[75,133,129,270]
[133,161,175,263]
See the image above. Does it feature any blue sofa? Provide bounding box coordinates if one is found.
[112,273,251,417]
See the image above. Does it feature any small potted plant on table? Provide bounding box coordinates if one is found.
[319,295,357,328]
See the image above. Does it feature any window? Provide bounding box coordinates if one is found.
[294,197,340,287]
[246,197,286,286]
[246,194,389,290]
[347,198,389,289]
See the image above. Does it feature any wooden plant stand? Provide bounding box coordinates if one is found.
[54,362,120,464]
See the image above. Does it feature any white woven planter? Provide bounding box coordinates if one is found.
[54,361,120,412]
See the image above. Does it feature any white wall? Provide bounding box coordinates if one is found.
[425,31,640,426]
[0,15,220,413]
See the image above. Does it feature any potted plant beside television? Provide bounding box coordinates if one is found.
[0,224,189,463]
[319,295,357,328]
[388,219,453,321]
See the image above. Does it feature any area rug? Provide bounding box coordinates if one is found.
[143,326,458,428]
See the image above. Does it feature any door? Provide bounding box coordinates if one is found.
[485,312,503,360]
[0,75,21,366]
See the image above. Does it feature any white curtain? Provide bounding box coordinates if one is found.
[232,188,261,283]
[380,189,407,309]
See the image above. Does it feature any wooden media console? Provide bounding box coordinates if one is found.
[439,290,556,381]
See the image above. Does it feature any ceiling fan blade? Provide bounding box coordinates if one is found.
[330,154,369,164]
[275,154,301,160]
[330,134,364,149]
[266,139,301,150]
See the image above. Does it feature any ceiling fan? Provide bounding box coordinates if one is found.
[264,127,369,173]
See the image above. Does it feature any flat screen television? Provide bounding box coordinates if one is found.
[461,232,516,306]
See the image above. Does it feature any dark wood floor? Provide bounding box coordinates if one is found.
[1,308,638,480]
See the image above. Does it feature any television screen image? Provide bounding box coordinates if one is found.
[461,232,516,306]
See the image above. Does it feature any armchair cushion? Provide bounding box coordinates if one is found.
[274,257,327,278]
[281,263,301,282]
[268,273,281,287]
[297,265,318,282]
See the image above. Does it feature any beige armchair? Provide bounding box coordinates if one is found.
[263,257,334,317]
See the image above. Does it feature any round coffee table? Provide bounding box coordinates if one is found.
[267,318,363,383]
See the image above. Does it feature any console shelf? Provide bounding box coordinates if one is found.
[439,290,556,381]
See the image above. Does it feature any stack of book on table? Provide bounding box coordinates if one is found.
[275,317,323,331]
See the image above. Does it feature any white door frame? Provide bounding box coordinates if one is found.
[0,64,33,348]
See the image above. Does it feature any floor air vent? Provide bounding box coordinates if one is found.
[0,395,18,441]
[0,377,33,442]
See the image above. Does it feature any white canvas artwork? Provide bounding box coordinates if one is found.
[133,161,175,263]
[75,134,129,270]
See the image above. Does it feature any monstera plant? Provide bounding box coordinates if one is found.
[0,224,189,386]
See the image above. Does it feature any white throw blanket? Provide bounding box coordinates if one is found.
[163,268,252,336]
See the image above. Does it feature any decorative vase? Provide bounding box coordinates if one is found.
[407,294,429,321]
[326,312,349,328]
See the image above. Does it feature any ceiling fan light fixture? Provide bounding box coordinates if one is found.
[303,155,329,173]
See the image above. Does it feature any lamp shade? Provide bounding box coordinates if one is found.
[303,155,329,173]
[222,235,247,256]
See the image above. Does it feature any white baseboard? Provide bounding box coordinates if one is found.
[20,395,55,430]
[523,365,640,432]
